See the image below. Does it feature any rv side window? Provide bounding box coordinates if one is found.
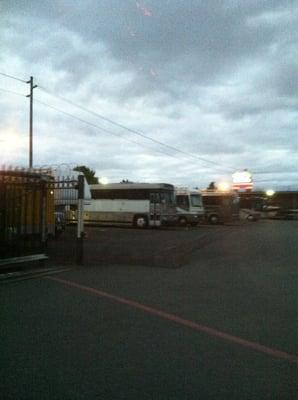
[222,197,231,206]
[203,196,221,206]
[190,194,202,207]
[176,195,189,210]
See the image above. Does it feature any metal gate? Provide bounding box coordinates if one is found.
[46,173,85,265]
[0,168,85,266]
[0,168,54,259]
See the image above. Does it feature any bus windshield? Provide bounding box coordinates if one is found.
[161,191,175,204]
[191,194,203,207]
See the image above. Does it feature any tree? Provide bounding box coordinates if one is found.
[120,179,133,184]
[207,181,217,190]
[73,165,99,184]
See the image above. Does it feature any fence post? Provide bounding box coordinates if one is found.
[41,181,47,253]
[76,175,84,265]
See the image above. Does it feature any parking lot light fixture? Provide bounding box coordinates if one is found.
[99,177,109,185]
[218,181,230,192]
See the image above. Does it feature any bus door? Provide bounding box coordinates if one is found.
[150,193,161,226]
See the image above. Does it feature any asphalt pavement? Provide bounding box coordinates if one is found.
[1,220,297,399]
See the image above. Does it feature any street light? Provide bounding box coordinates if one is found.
[218,181,230,192]
[266,189,275,197]
[99,177,109,185]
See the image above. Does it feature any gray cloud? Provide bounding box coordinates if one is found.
[0,1,297,188]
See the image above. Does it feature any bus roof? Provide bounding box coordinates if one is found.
[90,183,174,191]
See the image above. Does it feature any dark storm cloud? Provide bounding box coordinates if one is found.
[3,0,297,90]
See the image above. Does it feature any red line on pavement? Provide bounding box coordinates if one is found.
[45,276,298,365]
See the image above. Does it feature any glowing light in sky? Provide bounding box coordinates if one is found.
[127,25,137,37]
[149,68,158,77]
[99,177,109,185]
[232,170,252,184]
[0,129,25,161]
[136,1,152,17]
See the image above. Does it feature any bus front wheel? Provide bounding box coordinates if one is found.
[134,215,148,228]
[208,214,219,224]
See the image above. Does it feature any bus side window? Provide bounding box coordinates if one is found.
[150,193,160,203]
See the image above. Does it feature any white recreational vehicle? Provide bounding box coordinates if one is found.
[84,183,177,228]
[175,188,205,226]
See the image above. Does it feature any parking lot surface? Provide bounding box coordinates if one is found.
[47,223,234,268]
[1,220,297,399]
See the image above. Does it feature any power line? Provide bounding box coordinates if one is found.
[34,99,182,159]
[0,77,236,173]
[0,75,289,178]
[38,86,235,172]
[0,81,233,173]
[1,75,285,177]
[0,72,27,83]
[34,98,233,174]
[0,87,26,97]
[0,73,37,167]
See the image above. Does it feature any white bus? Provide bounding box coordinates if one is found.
[175,188,205,226]
[84,183,177,228]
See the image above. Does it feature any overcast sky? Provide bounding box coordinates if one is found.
[1,0,297,189]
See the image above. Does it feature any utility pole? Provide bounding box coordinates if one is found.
[76,174,85,265]
[26,76,37,168]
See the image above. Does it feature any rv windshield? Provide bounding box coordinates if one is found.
[191,194,203,207]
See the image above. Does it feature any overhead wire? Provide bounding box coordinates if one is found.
[0,84,229,172]
[0,72,291,180]
[0,87,26,97]
[0,72,27,83]
[0,74,247,175]
[34,98,235,174]
[0,74,237,173]
[34,99,186,160]
[37,85,235,172]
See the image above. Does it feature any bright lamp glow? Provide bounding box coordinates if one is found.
[266,189,275,196]
[232,170,252,184]
[99,177,109,185]
[0,130,24,160]
[218,181,230,191]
